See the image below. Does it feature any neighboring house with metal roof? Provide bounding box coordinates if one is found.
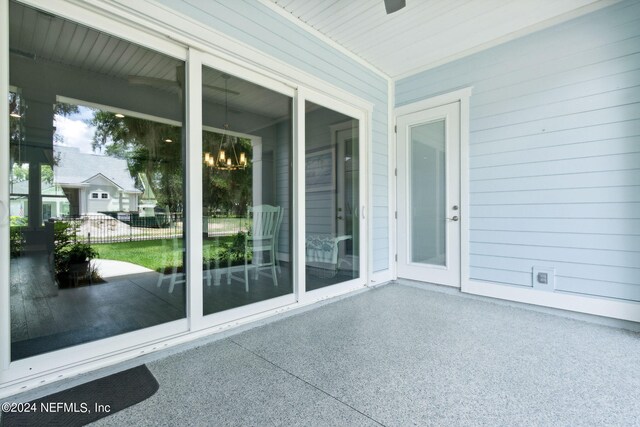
[53,145,146,215]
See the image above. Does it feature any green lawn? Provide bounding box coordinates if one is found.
[94,237,238,272]
[204,217,251,234]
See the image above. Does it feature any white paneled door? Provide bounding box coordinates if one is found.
[397,102,461,287]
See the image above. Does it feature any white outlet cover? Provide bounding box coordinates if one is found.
[532,266,555,291]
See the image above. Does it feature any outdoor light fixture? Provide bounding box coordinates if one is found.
[164,138,173,143]
[9,112,21,118]
[204,74,247,171]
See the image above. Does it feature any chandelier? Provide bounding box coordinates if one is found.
[204,75,248,171]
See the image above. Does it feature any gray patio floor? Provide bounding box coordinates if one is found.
[88,283,640,426]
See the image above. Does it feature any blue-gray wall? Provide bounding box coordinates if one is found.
[156,0,390,272]
[396,0,640,302]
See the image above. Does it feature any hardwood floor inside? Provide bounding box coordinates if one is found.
[10,254,355,360]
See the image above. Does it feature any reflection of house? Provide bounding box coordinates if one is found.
[54,145,145,215]
[137,172,158,216]
[9,179,70,221]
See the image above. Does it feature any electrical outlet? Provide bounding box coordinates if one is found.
[532,266,555,291]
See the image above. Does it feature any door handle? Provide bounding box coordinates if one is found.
[447,216,459,222]
[337,216,343,220]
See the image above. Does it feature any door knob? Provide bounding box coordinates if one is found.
[337,216,343,220]
[447,216,459,222]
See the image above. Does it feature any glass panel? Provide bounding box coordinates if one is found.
[10,163,29,224]
[40,164,68,225]
[9,91,28,229]
[305,101,359,291]
[202,67,293,315]
[8,1,186,361]
[410,120,446,266]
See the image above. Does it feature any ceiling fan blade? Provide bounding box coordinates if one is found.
[203,84,240,96]
[176,64,185,90]
[128,75,180,88]
[128,75,240,95]
[384,0,406,14]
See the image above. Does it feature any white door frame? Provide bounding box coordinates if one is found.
[397,102,460,286]
[393,87,472,287]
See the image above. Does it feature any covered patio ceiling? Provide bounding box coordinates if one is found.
[265,0,619,78]
[8,1,290,120]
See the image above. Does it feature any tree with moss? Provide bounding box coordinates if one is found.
[90,110,185,212]
[9,92,24,163]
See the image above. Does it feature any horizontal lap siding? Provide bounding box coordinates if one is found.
[396,0,640,301]
[157,0,389,272]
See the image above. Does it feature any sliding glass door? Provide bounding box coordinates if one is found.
[304,100,363,292]
[200,65,293,315]
[1,0,369,383]
[7,1,186,360]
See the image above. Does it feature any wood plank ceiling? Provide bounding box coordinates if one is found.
[266,0,619,79]
[9,1,289,120]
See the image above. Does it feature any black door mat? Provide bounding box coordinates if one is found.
[1,365,159,427]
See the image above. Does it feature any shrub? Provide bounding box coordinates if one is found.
[53,221,100,287]
[203,232,249,268]
[9,226,24,257]
[10,216,27,226]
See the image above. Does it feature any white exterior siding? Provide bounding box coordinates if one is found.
[155,0,390,273]
[396,0,640,302]
[86,185,113,213]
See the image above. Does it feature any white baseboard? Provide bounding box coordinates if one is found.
[371,269,393,286]
[462,280,640,323]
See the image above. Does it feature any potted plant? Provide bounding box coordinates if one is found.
[55,242,99,288]
[53,221,99,288]
[67,243,98,269]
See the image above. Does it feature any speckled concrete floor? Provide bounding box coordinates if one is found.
[92,283,640,426]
